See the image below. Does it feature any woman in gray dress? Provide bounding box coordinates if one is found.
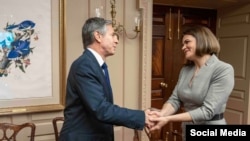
[149,25,235,139]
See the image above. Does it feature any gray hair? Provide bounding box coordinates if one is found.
[82,17,112,49]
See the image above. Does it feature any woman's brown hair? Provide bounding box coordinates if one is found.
[182,25,220,65]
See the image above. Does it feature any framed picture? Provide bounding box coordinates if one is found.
[0,0,65,115]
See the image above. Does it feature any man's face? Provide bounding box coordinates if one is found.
[100,25,119,57]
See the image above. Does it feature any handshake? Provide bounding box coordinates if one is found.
[144,108,170,132]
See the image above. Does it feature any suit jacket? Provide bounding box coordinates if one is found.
[59,49,145,141]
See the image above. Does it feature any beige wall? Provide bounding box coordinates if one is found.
[66,0,146,109]
[65,0,152,140]
[65,0,142,111]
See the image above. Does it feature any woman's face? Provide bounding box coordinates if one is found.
[181,34,197,60]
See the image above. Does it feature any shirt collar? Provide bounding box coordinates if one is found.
[87,48,104,66]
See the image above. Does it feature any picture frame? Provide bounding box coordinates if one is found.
[0,0,66,115]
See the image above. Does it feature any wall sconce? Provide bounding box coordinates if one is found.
[110,0,141,39]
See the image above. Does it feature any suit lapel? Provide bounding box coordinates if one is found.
[85,50,113,103]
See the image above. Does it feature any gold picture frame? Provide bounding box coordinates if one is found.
[0,0,65,115]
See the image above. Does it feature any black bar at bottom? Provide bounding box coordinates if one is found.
[186,125,250,141]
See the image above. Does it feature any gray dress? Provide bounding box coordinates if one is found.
[167,54,234,139]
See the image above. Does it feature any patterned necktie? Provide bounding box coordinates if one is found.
[102,63,111,86]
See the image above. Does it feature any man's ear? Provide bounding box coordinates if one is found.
[94,31,102,43]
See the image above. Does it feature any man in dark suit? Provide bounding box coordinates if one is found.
[59,17,152,141]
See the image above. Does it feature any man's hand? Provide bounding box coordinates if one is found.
[144,109,155,128]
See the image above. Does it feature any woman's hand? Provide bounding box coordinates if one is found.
[149,115,170,131]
